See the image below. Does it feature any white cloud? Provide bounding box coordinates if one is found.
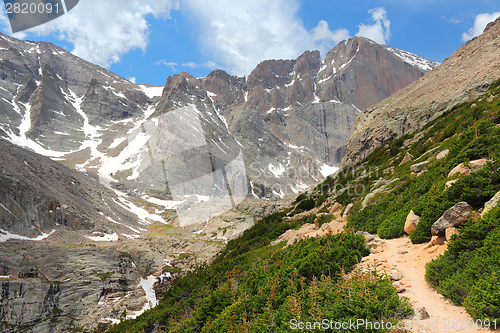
[356,7,391,45]
[182,60,219,70]
[462,12,500,41]
[183,0,350,76]
[1,0,179,68]
[129,77,137,83]
[0,1,393,78]
[155,60,178,71]
[182,62,198,69]
[312,20,350,54]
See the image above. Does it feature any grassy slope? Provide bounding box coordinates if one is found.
[329,77,500,321]
[102,191,411,332]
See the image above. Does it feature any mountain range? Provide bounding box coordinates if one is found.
[105,16,500,333]
[0,29,445,332]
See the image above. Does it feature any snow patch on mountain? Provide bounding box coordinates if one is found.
[386,46,439,72]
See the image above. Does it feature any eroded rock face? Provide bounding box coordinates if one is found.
[0,139,141,238]
[152,36,435,197]
[431,202,473,236]
[342,16,500,167]
[0,241,143,333]
[482,190,500,216]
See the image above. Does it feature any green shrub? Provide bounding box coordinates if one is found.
[377,209,408,239]
[464,272,500,321]
[425,206,500,320]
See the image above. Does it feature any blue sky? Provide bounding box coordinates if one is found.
[1,0,500,86]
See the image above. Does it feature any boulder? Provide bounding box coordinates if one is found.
[412,307,430,320]
[482,190,500,217]
[329,202,342,214]
[436,149,449,160]
[448,158,489,178]
[390,272,403,281]
[393,281,406,293]
[404,210,420,234]
[431,202,473,236]
[399,152,413,165]
[342,203,354,218]
[355,231,375,242]
[445,227,460,241]
[431,235,446,246]
[410,161,429,173]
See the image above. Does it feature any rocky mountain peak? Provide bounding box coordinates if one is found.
[0,31,436,205]
[484,15,500,33]
[247,58,296,89]
[294,50,322,76]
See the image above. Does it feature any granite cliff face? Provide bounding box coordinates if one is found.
[0,33,435,200]
[154,37,436,197]
[0,139,146,238]
[342,17,500,167]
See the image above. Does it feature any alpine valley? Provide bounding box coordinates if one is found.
[7,16,500,332]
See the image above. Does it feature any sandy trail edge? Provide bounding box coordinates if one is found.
[358,236,498,333]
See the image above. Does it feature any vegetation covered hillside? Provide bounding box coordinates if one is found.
[103,79,500,332]
[104,213,411,332]
[322,77,500,322]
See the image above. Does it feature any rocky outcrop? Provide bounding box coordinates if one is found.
[0,139,141,238]
[399,152,413,165]
[431,202,473,236]
[342,16,500,167]
[0,241,144,333]
[447,158,489,177]
[482,190,500,216]
[410,161,429,173]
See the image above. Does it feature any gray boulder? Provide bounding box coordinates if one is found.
[431,202,472,236]
[410,161,429,173]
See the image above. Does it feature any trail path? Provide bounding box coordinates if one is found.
[358,236,497,333]
[275,213,498,332]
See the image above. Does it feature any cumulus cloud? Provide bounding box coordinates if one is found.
[182,61,218,70]
[183,0,351,76]
[356,7,391,44]
[1,0,179,68]
[0,1,392,77]
[462,12,500,41]
[155,60,178,71]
